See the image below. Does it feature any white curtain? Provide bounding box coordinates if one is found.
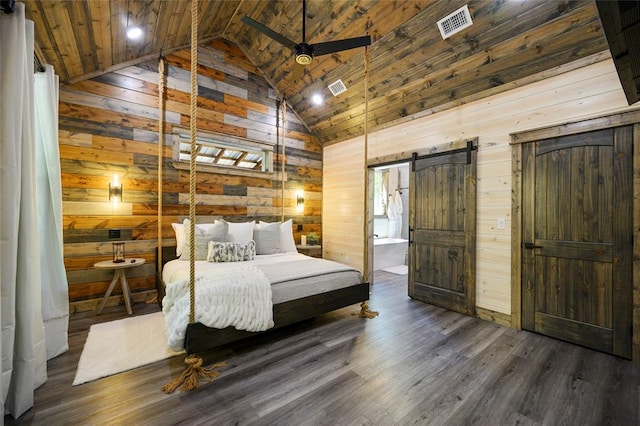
[35,64,69,360]
[1,3,48,419]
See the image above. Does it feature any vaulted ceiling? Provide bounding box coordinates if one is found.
[23,0,610,145]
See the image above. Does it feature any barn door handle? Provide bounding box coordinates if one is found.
[523,242,542,249]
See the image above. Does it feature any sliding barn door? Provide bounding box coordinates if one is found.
[409,143,477,316]
[521,127,633,358]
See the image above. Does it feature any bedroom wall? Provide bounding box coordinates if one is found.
[60,39,322,313]
[323,57,640,316]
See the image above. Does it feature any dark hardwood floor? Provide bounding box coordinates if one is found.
[6,271,640,425]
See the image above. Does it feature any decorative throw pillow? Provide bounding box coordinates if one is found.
[171,222,185,257]
[181,219,228,261]
[253,222,281,255]
[279,219,298,253]
[260,219,298,253]
[207,240,256,262]
[223,221,255,243]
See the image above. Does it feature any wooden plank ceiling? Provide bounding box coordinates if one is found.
[23,0,609,145]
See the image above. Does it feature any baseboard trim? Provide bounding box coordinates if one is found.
[69,290,157,314]
[476,306,512,328]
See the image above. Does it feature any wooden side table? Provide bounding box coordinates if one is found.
[94,258,145,315]
[296,244,322,258]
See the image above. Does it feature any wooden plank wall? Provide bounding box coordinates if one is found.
[59,39,322,313]
[323,58,640,316]
[323,140,365,271]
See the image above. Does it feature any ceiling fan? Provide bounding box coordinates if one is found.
[241,0,371,78]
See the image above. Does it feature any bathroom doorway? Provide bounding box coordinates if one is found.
[372,163,410,276]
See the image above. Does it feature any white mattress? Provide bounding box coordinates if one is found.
[162,253,363,304]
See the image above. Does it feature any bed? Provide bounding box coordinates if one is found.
[156,223,370,355]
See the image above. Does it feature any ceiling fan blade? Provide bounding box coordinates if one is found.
[312,35,371,56]
[240,16,297,50]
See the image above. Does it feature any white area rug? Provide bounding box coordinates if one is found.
[73,312,183,386]
[381,265,408,275]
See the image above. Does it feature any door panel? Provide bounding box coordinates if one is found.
[409,144,476,316]
[522,127,632,358]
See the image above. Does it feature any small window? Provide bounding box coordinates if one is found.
[174,131,273,175]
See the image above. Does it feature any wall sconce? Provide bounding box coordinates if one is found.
[109,175,123,205]
[296,190,304,212]
[112,242,125,263]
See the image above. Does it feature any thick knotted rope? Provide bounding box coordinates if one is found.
[280,98,286,222]
[157,57,165,276]
[163,0,230,393]
[355,42,378,320]
[188,0,198,327]
[352,301,379,319]
[162,356,227,393]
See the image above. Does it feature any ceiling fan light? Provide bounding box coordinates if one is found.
[295,43,313,65]
[296,53,312,65]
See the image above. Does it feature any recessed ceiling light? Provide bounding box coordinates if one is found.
[126,26,143,40]
[311,93,324,106]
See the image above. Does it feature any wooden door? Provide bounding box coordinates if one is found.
[522,127,633,358]
[409,142,477,316]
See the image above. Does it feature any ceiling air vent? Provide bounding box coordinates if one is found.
[437,5,473,39]
[328,79,347,96]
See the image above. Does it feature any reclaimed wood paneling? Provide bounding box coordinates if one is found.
[60,41,322,311]
[25,1,609,148]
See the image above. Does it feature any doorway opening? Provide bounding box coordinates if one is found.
[372,163,410,277]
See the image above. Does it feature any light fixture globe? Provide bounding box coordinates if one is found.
[295,43,313,65]
[311,93,323,105]
[126,26,143,40]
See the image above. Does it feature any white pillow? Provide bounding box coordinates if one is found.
[222,221,255,243]
[253,222,281,255]
[171,222,185,257]
[180,219,227,261]
[280,219,298,253]
[172,221,218,257]
[260,219,297,253]
[197,222,217,232]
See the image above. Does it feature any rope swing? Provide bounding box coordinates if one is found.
[280,98,287,222]
[157,57,165,278]
[163,0,226,393]
[187,0,197,329]
[354,43,379,320]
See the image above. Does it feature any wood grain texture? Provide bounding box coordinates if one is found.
[410,145,476,316]
[24,1,609,145]
[6,272,640,425]
[515,112,638,359]
[322,140,365,269]
[327,59,640,320]
[59,42,322,307]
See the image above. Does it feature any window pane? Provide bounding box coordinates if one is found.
[177,134,272,173]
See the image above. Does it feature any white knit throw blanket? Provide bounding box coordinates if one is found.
[163,264,274,351]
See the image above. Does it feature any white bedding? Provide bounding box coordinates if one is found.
[163,264,274,351]
[162,253,363,350]
[163,253,318,284]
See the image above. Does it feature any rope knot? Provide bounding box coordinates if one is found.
[185,355,203,368]
[162,355,227,394]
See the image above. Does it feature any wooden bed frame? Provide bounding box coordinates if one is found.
[155,246,370,354]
